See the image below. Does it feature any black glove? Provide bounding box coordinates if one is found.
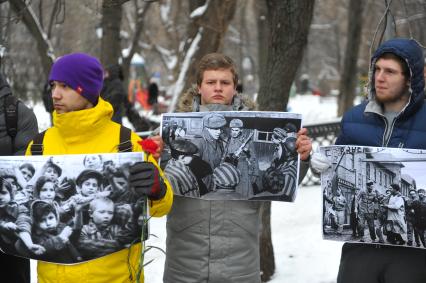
[129,162,167,200]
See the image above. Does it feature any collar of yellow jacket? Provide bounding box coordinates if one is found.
[52,97,114,144]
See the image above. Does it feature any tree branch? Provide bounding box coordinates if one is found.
[8,0,55,77]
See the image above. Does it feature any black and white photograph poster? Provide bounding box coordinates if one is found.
[0,152,149,264]
[320,145,426,249]
[161,111,302,202]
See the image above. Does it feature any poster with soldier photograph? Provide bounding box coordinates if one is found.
[321,145,426,249]
[160,111,302,202]
[0,152,149,264]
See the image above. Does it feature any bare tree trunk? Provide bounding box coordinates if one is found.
[259,202,274,282]
[8,0,55,77]
[257,0,268,86]
[169,0,237,111]
[257,1,314,281]
[121,1,152,81]
[100,0,129,66]
[183,0,237,89]
[337,0,365,116]
[256,2,274,282]
[257,0,315,112]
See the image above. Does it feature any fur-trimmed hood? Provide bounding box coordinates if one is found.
[176,85,257,112]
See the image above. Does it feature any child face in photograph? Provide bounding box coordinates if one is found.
[91,202,114,229]
[84,155,102,170]
[44,167,59,181]
[39,182,56,201]
[112,176,127,194]
[23,185,34,198]
[4,177,18,193]
[80,178,99,196]
[20,167,34,182]
[37,212,58,233]
[0,185,11,208]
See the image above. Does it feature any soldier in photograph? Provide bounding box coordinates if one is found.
[357,181,377,243]
[192,112,228,171]
[405,188,421,247]
[375,189,391,244]
[412,188,426,247]
[223,118,258,198]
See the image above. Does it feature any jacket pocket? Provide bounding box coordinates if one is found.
[167,197,208,233]
[228,201,261,236]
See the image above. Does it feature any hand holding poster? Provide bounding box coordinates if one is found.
[161,111,302,202]
[321,145,426,249]
[0,152,148,264]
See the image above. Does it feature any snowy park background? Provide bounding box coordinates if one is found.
[28,94,345,283]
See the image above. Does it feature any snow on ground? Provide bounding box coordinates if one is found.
[287,95,339,125]
[29,94,344,282]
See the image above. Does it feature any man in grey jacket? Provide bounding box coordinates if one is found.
[0,72,38,282]
[163,53,312,283]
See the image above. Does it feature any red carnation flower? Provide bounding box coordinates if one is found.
[138,139,159,155]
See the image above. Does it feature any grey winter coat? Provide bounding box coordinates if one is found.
[164,87,309,283]
[0,74,38,155]
[164,87,262,283]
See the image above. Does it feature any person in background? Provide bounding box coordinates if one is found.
[147,79,159,107]
[101,64,155,131]
[101,64,128,124]
[0,70,38,283]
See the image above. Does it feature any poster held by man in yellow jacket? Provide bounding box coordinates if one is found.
[26,53,173,283]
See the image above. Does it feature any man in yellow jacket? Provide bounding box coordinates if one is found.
[26,53,173,283]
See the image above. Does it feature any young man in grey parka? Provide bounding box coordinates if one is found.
[163,53,312,283]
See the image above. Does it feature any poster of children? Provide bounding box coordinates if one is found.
[321,145,426,249]
[0,152,148,264]
[161,111,302,202]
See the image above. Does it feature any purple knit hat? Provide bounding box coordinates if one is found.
[49,53,103,105]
